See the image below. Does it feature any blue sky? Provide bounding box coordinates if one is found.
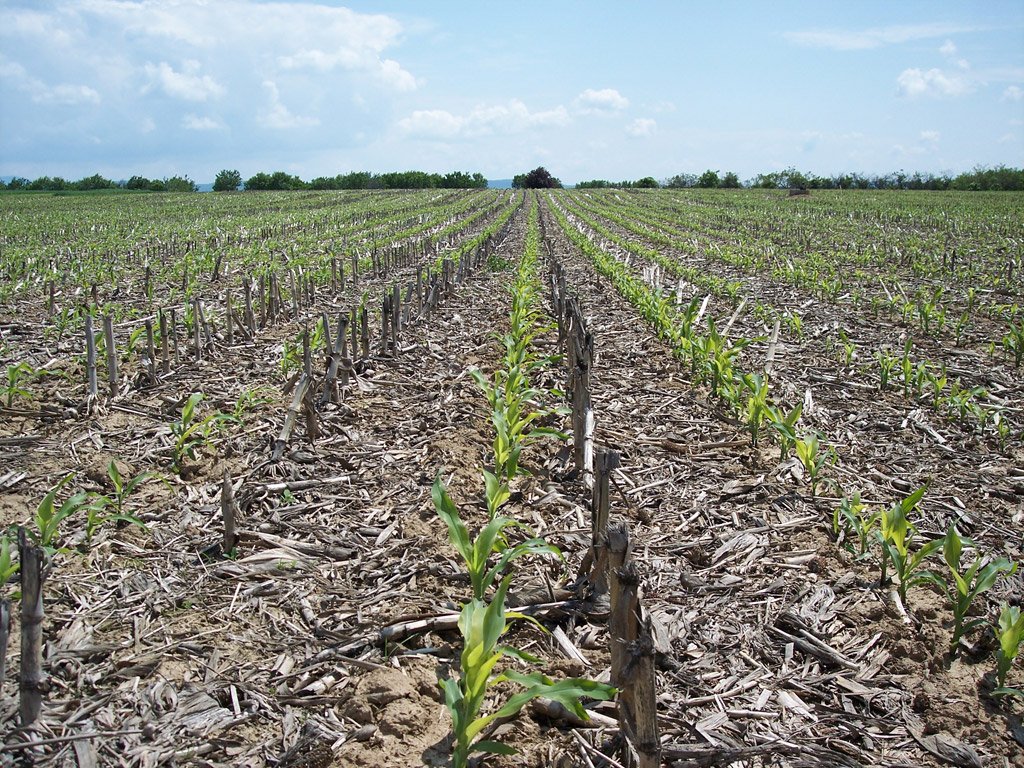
[1,1,1022,184]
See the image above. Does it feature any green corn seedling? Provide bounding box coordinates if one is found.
[439,575,616,767]
[0,533,18,584]
[795,432,832,496]
[832,492,879,559]
[876,349,897,391]
[86,460,158,543]
[170,393,238,472]
[766,401,802,460]
[877,486,944,605]
[993,604,1024,697]
[942,524,1016,655]
[1003,322,1024,368]
[5,361,37,407]
[741,373,770,447]
[432,475,560,601]
[32,474,93,552]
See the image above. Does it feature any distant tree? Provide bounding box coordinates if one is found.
[5,177,28,190]
[664,173,697,188]
[74,173,117,191]
[164,175,197,192]
[213,169,242,192]
[720,172,741,189]
[28,176,69,191]
[244,171,305,190]
[634,176,659,188]
[514,167,562,189]
[124,175,153,190]
[696,170,720,188]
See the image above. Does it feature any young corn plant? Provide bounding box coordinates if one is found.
[32,474,95,554]
[85,460,159,543]
[170,393,238,472]
[993,604,1024,698]
[832,492,879,559]
[5,361,37,407]
[741,373,770,447]
[766,402,802,460]
[1003,321,1024,369]
[439,575,616,767]
[877,349,897,392]
[795,432,833,496]
[432,474,559,600]
[941,524,1017,656]
[470,367,566,484]
[0,533,18,584]
[877,486,944,606]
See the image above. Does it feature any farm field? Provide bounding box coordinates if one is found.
[1,187,1023,767]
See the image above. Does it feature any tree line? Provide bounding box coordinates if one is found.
[0,173,198,192]
[580,166,1024,191]
[0,169,488,192]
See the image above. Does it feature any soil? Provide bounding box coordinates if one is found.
[0,189,1021,767]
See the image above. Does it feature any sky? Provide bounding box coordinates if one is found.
[0,1,1022,185]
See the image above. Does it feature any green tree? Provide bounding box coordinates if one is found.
[74,173,117,191]
[514,167,561,189]
[213,169,242,192]
[696,169,720,188]
[635,176,659,188]
[721,172,741,188]
[164,175,197,192]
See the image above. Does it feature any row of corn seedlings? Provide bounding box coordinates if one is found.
[550,193,1023,705]
[431,196,616,765]
[549,194,826,478]
[833,486,1023,696]
[563,191,1020,451]
[0,195,524,733]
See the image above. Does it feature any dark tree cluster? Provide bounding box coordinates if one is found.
[512,167,562,189]
[662,166,1024,191]
[1,173,197,192]
[242,169,487,191]
[576,176,660,189]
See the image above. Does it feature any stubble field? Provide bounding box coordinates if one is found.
[1,187,1022,767]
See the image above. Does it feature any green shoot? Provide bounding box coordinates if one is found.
[877,486,944,605]
[32,474,93,552]
[0,533,18,584]
[993,604,1024,697]
[832,492,879,559]
[766,401,802,460]
[170,393,239,472]
[942,524,1016,656]
[431,474,560,601]
[85,460,159,543]
[439,575,616,767]
[5,361,37,407]
[795,432,832,496]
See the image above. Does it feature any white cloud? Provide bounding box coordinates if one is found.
[0,57,100,105]
[920,129,940,143]
[1002,85,1023,102]
[144,60,223,101]
[398,99,569,138]
[786,22,978,51]
[574,88,629,114]
[626,118,656,137]
[939,39,957,57]
[897,67,971,97]
[259,80,319,129]
[183,114,224,131]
